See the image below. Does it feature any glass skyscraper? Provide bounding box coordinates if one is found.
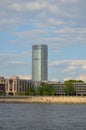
[32,44,48,81]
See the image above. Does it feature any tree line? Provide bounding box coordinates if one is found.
[16,80,84,96]
[16,82,55,96]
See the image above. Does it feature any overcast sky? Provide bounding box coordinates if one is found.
[0,0,86,81]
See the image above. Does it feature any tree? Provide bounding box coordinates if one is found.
[28,86,35,95]
[64,79,85,96]
[37,83,55,96]
[65,79,84,83]
[64,82,75,95]
[37,86,43,95]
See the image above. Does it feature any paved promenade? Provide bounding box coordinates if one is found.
[0,96,86,104]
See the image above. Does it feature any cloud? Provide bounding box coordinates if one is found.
[13,30,49,39]
[0,0,85,31]
[10,61,26,65]
[76,74,86,81]
[49,60,86,73]
[9,1,59,13]
[0,51,31,70]
[52,49,61,53]
[58,28,86,34]
[51,78,59,82]
[61,0,80,3]
[13,30,65,39]
[12,26,86,47]
[0,51,30,59]
[82,65,86,69]
[12,30,65,46]
[9,2,22,12]
[0,51,31,77]
[46,18,64,25]
[0,0,86,79]
[9,40,21,45]
[64,77,73,81]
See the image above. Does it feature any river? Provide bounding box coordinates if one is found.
[0,103,86,130]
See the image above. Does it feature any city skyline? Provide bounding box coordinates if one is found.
[0,0,86,81]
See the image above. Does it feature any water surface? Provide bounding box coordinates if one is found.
[0,103,86,130]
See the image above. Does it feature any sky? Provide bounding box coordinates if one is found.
[0,0,86,81]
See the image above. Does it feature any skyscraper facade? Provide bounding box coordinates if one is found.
[32,44,48,81]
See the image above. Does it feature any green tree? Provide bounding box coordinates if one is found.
[37,86,43,95]
[37,83,55,96]
[28,86,35,95]
[64,82,75,95]
[65,79,84,83]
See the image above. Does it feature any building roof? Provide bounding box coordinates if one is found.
[0,76,5,79]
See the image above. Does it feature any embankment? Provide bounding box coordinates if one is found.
[0,96,86,104]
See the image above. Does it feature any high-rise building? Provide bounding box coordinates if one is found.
[32,44,48,81]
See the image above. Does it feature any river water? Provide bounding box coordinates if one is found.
[0,103,86,130]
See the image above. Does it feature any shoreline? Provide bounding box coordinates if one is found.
[0,96,86,104]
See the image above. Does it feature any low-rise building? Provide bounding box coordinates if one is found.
[48,81,86,96]
[48,81,65,95]
[5,76,33,95]
[0,76,86,96]
[74,83,86,96]
[0,76,6,94]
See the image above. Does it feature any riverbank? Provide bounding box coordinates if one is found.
[0,96,86,104]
